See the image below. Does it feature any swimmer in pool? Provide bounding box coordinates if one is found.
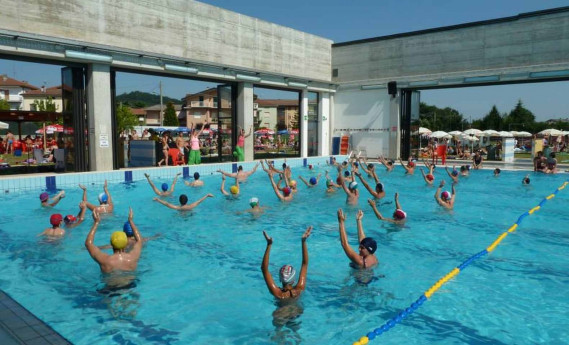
[220,174,240,197]
[435,180,456,210]
[420,167,435,186]
[298,173,322,188]
[522,174,530,185]
[217,162,259,182]
[422,158,436,175]
[356,155,377,180]
[355,171,385,199]
[378,155,395,172]
[399,157,415,175]
[80,180,114,214]
[39,190,66,207]
[337,209,378,269]
[98,220,161,251]
[338,169,359,205]
[153,193,214,211]
[460,165,470,177]
[144,172,181,196]
[85,208,142,273]
[38,213,65,237]
[266,170,293,202]
[324,170,341,193]
[367,193,407,224]
[184,172,204,187]
[241,197,267,215]
[445,166,460,183]
[63,201,88,229]
[261,226,312,300]
[493,168,501,177]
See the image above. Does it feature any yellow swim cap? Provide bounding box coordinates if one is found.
[230,185,239,194]
[110,231,128,250]
[290,180,297,187]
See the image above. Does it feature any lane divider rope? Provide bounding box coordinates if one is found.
[351,180,569,345]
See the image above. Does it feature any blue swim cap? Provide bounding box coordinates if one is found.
[344,171,350,177]
[98,193,108,204]
[123,221,134,237]
[309,177,317,185]
[161,183,169,191]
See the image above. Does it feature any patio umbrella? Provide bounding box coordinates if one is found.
[538,128,563,136]
[448,130,463,136]
[174,127,190,134]
[0,121,8,129]
[430,130,450,139]
[512,131,532,137]
[498,131,514,137]
[463,128,482,136]
[412,127,431,135]
[563,131,569,136]
[277,129,289,135]
[482,129,500,136]
[463,134,479,152]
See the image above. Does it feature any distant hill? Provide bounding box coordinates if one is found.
[116,91,182,108]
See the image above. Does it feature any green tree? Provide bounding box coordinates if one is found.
[0,98,10,110]
[116,104,139,134]
[481,105,503,130]
[33,97,59,112]
[503,99,535,132]
[163,102,179,126]
[419,102,469,132]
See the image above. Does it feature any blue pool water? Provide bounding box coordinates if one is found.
[0,165,568,344]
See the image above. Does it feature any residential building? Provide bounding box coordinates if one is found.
[0,74,39,110]
[20,85,63,112]
[144,104,182,126]
[179,88,219,127]
[255,99,299,131]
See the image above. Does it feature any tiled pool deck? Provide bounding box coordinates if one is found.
[0,155,566,344]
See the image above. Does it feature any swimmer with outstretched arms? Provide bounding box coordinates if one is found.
[39,190,66,207]
[38,214,65,237]
[217,162,259,182]
[144,172,181,196]
[356,154,377,180]
[153,193,214,211]
[399,157,415,175]
[85,208,142,273]
[63,201,88,229]
[266,170,293,202]
[80,180,114,214]
[338,168,359,205]
[420,167,435,186]
[220,174,240,197]
[354,171,385,199]
[337,209,378,269]
[445,166,460,183]
[261,226,312,300]
[378,155,395,172]
[184,172,204,187]
[277,173,298,193]
[298,173,321,188]
[324,170,341,193]
[98,220,161,251]
[435,180,456,210]
[367,193,407,224]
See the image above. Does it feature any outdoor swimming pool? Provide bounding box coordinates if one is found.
[0,162,568,344]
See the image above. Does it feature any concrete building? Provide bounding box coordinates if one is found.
[0,2,568,171]
[0,74,39,110]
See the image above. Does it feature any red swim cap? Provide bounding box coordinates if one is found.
[408,161,415,168]
[283,187,292,196]
[50,214,63,226]
[64,215,77,224]
[393,209,407,220]
[426,174,434,181]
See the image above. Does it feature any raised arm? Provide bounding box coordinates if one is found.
[184,193,214,210]
[217,169,237,178]
[298,175,310,187]
[337,209,362,266]
[268,172,285,201]
[153,197,180,210]
[356,172,374,195]
[104,180,113,206]
[196,120,208,137]
[295,226,312,291]
[85,211,109,266]
[356,210,366,242]
[66,201,87,229]
[367,199,386,221]
[261,231,282,298]
[244,162,260,176]
[399,158,410,172]
[435,180,444,205]
[394,193,402,210]
[127,207,143,260]
[220,175,229,196]
[170,172,182,193]
[244,125,253,138]
[144,173,161,195]
[451,182,457,203]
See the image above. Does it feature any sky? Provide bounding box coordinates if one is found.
[1,0,568,121]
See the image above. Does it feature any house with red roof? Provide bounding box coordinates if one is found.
[0,74,40,110]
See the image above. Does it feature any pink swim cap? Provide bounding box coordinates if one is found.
[441,191,451,200]
[394,209,407,220]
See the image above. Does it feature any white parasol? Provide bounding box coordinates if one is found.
[498,131,514,137]
[430,130,450,139]
[512,131,532,137]
[463,128,482,136]
[538,128,563,136]
[482,129,500,136]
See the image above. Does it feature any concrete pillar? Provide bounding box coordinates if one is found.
[389,95,401,159]
[329,93,335,155]
[300,90,308,157]
[86,64,113,171]
[319,92,330,156]
[236,82,255,161]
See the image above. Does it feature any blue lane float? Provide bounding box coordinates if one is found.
[351,180,569,345]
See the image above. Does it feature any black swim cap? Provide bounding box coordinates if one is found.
[179,194,188,205]
[368,163,374,169]
[360,237,377,254]
[238,165,243,171]
[194,172,200,180]
[376,183,384,192]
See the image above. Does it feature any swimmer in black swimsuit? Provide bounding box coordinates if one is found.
[261,226,312,300]
[472,151,483,170]
[337,209,378,269]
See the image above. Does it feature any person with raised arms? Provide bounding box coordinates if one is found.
[217,162,260,182]
[399,157,416,175]
[266,169,293,202]
[298,173,322,188]
[337,209,378,269]
[261,226,312,300]
[63,201,88,229]
[367,193,407,224]
[420,167,435,186]
[220,174,240,198]
[80,180,114,214]
[338,167,359,205]
[324,170,341,193]
[378,155,395,172]
[144,172,181,197]
[354,171,385,199]
[85,208,142,273]
[445,166,460,183]
[153,193,214,211]
[39,190,66,207]
[434,180,456,210]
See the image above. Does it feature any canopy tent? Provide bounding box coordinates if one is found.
[255,128,275,135]
[173,127,190,133]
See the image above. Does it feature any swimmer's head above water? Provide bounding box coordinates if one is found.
[161,183,169,192]
[50,214,63,227]
[110,231,128,250]
[393,209,407,220]
[123,221,134,237]
[98,193,108,204]
[279,265,296,285]
[249,197,259,208]
[359,237,377,255]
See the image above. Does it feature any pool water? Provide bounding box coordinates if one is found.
[0,165,568,344]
